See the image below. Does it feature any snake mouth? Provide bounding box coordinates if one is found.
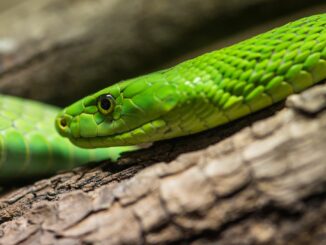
[67,118,168,148]
[55,106,171,148]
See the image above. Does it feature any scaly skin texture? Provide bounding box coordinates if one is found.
[0,95,134,180]
[57,14,326,148]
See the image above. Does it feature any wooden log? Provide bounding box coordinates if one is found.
[0,82,325,245]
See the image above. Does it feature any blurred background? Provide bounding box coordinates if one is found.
[0,0,325,107]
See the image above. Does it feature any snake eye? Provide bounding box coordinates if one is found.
[97,94,115,115]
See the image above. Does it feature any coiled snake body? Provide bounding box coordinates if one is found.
[1,14,326,180]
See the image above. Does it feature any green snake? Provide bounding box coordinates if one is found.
[1,14,326,180]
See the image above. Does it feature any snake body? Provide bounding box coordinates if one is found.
[1,14,326,180]
[0,95,133,180]
[57,14,326,148]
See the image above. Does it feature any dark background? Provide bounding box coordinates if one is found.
[0,0,325,106]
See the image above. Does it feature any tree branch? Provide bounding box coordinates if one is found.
[0,82,325,244]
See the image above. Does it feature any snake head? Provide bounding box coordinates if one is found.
[55,73,179,148]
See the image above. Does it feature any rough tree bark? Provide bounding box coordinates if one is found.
[0,80,325,245]
[0,1,325,244]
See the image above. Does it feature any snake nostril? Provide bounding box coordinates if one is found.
[60,117,67,128]
[56,115,72,137]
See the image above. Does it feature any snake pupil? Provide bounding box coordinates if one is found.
[97,94,115,114]
[100,98,111,110]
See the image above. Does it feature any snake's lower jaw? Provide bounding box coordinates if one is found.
[67,118,170,148]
